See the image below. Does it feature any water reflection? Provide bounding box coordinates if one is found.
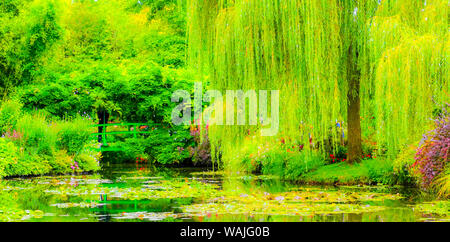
[0,163,448,222]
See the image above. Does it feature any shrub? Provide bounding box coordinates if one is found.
[0,99,22,134]
[393,144,420,185]
[1,112,99,177]
[56,117,92,155]
[48,149,73,174]
[364,158,394,185]
[119,125,193,165]
[75,153,101,172]
[15,113,56,156]
[414,109,449,190]
[191,125,211,166]
[0,138,20,177]
[4,154,52,177]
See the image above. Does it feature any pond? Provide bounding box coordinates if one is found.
[0,163,448,222]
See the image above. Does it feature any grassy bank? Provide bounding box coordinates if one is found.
[299,159,396,185]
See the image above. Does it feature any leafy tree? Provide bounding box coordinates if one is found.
[0,0,61,94]
[187,0,448,166]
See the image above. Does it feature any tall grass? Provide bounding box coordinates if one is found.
[16,112,56,156]
[55,116,92,155]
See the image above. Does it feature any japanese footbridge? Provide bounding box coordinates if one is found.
[91,123,156,152]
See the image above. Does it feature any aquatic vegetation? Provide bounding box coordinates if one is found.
[189,170,225,177]
[412,201,450,221]
[112,211,187,221]
[0,184,45,221]
[0,164,448,222]
[181,186,402,218]
[44,178,222,201]
[183,202,386,218]
[50,202,104,209]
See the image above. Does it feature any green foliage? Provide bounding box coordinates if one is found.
[0,137,19,177]
[262,151,326,180]
[47,149,73,174]
[0,0,61,93]
[75,152,100,172]
[19,81,87,118]
[0,99,22,133]
[188,0,448,175]
[120,125,194,165]
[365,159,394,185]
[393,145,420,185]
[16,113,56,156]
[56,117,91,155]
[2,0,194,169]
[4,154,52,177]
[0,109,99,177]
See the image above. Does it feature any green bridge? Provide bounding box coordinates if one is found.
[91,123,156,152]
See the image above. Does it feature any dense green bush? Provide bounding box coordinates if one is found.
[47,149,73,174]
[0,102,100,178]
[19,81,92,118]
[4,154,52,177]
[0,0,61,94]
[393,145,420,185]
[365,159,394,185]
[0,99,22,134]
[119,125,194,165]
[16,113,56,156]
[75,151,101,172]
[56,117,92,155]
[0,138,19,177]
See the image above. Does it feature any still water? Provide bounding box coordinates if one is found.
[0,163,448,222]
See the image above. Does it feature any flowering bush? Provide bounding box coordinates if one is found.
[414,108,449,189]
[190,124,211,166]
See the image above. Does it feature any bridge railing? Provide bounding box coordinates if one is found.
[91,123,159,149]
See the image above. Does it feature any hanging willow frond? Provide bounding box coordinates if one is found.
[187,0,449,166]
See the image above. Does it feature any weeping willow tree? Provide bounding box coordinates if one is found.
[187,0,448,168]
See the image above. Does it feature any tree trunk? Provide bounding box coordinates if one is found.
[97,109,110,143]
[346,44,362,164]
